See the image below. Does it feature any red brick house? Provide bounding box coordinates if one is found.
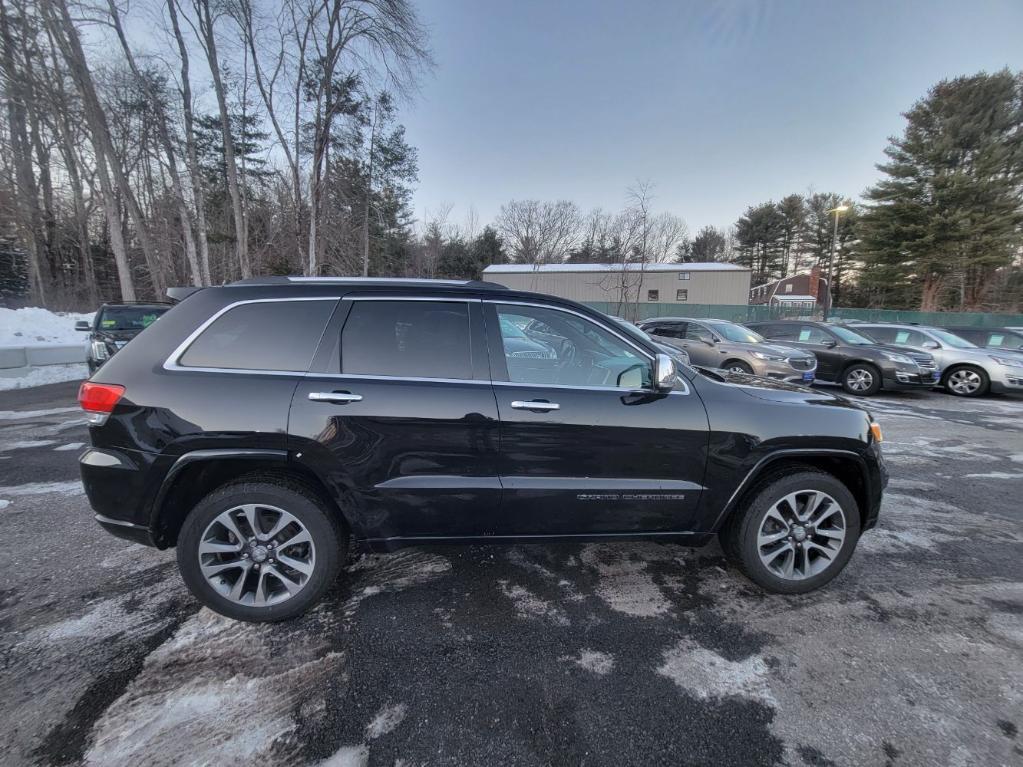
[749,266,829,310]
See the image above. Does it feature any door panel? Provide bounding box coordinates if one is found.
[487,303,710,535]
[288,298,501,540]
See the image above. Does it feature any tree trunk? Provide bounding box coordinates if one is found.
[195,0,250,279]
[42,0,163,298]
[107,0,202,287]
[0,0,48,303]
[168,0,211,286]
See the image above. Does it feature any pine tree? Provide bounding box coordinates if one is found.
[685,226,726,262]
[859,70,1023,310]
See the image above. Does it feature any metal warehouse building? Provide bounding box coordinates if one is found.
[482,263,752,305]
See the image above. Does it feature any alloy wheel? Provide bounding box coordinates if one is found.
[756,490,847,580]
[947,369,982,395]
[198,503,316,607]
[846,368,874,392]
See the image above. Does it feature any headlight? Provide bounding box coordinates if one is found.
[90,339,110,360]
[989,355,1023,368]
[751,350,785,362]
[882,352,915,364]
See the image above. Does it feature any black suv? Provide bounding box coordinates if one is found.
[76,302,170,374]
[746,320,938,396]
[79,278,886,621]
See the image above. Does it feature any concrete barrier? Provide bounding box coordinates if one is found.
[0,344,86,378]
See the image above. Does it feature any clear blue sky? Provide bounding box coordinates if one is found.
[402,0,1023,232]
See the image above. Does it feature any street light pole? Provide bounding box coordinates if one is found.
[823,204,849,321]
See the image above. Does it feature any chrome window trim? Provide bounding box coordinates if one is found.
[163,297,340,374]
[345,295,477,303]
[305,372,490,386]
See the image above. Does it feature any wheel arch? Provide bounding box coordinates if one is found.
[712,450,873,533]
[150,450,353,548]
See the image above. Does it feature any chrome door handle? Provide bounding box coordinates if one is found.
[308,392,363,404]
[510,400,560,411]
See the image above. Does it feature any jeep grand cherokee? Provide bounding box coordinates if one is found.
[78,278,886,621]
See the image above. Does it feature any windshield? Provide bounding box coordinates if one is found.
[928,328,978,349]
[706,321,764,344]
[499,317,527,339]
[97,305,168,331]
[830,325,876,345]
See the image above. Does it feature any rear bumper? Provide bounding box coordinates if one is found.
[95,514,155,545]
[80,446,159,543]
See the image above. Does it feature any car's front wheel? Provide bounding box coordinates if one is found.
[841,363,882,396]
[943,365,989,397]
[177,479,346,621]
[721,470,861,594]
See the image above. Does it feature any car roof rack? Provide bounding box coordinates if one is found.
[228,276,509,290]
[103,299,174,306]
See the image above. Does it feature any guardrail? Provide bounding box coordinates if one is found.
[0,344,86,378]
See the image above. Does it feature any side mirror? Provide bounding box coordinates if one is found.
[824,340,838,348]
[922,341,939,349]
[75,321,91,332]
[654,353,676,391]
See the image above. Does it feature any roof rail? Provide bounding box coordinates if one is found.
[228,276,508,290]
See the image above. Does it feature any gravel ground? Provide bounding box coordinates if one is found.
[0,380,1020,767]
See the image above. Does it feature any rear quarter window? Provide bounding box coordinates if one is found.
[177,300,336,371]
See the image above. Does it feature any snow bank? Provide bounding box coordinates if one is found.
[0,307,94,346]
[0,363,87,391]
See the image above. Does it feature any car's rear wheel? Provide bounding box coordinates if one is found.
[841,363,882,396]
[721,469,861,594]
[177,479,345,621]
[724,360,754,375]
[943,365,989,397]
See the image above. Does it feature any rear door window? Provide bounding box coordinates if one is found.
[178,299,336,371]
[341,300,473,380]
[797,325,834,344]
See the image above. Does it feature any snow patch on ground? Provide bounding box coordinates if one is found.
[365,702,407,738]
[0,307,93,345]
[561,649,615,675]
[342,550,451,616]
[0,500,9,510]
[579,543,673,618]
[0,364,88,391]
[0,480,83,497]
[963,471,1023,479]
[498,580,569,625]
[0,439,57,452]
[0,406,79,420]
[53,441,85,451]
[657,639,774,704]
[317,746,369,767]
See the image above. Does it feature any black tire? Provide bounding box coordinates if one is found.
[177,478,346,622]
[720,469,861,594]
[840,363,882,396]
[942,365,990,397]
[723,360,754,375]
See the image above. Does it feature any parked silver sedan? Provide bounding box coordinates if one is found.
[856,323,1023,397]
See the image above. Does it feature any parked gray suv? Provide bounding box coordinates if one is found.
[855,323,1023,397]
[638,318,817,384]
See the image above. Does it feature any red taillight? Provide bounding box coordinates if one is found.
[79,382,125,416]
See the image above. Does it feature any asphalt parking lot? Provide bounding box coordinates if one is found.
[0,380,1021,767]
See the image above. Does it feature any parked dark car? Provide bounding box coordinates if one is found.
[941,326,1023,352]
[746,320,938,396]
[79,278,886,621]
[76,302,170,374]
[637,317,817,384]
